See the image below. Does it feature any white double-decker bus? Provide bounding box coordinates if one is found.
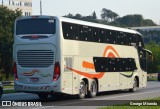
[13,16,152,99]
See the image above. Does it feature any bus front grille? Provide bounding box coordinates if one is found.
[17,50,54,68]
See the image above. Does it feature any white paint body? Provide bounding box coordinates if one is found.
[13,16,147,95]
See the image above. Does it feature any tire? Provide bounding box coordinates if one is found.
[0,87,3,99]
[89,79,97,98]
[78,80,86,99]
[38,93,49,100]
[129,78,137,92]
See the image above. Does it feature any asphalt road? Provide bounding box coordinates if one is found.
[1,81,160,109]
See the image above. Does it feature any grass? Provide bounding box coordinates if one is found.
[147,77,157,81]
[3,90,15,94]
[98,97,160,109]
[3,85,14,89]
[3,85,14,94]
[100,106,160,109]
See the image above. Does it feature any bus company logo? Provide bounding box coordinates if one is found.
[66,45,120,79]
[22,69,51,77]
[22,69,40,76]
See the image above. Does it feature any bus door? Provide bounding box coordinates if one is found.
[63,57,73,94]
[72,56,79,94]
[63,56,79,94]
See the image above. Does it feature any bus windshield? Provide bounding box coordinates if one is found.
[16,18,56,35]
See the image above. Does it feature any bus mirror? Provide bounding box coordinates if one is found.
[143,49,153,62]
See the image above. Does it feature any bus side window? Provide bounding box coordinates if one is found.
[128,33,137,46]
[92,27,99,42]
[136,34,144,48]
[117,32,128,45]
[108,58,117,72]
[62,22,78,40]
[93,57,107,72]
[99,28,106,43]
[138,49,147,71]
[117,58,127,71]
[79,25,92,41]
[106,30,117,44]
[127,58,137,71]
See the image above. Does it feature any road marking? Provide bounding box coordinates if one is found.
[32,106,55,109]
[92,90,160,100]
[30,90,160,108]
[58,90,160,106]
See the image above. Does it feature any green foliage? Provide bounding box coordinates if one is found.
[64,9,156,28]
[146,41,160,73]
[0,6,22,80]
[111,14,157,27]
[92,11,97,20]
[101,8,119,22]
[64,11,99,23]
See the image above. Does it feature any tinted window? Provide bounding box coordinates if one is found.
[93,57,137,72]
[117,32,128,45]
[92,27,99,42]
[62,22,78,40]
[79,25,92,41]
[138,48,146,71]
[136,34,144,47]
[62,22,143,47]
[106,30,117,44]
[99,28,106,43]
[128,33,137,46]
[16,18,56,35]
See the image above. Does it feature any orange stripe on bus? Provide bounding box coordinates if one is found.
[66,66,104,79]
[103,45,120,57]
[82,61,95,69]
[108,52,116,58]
[66,45,120,79]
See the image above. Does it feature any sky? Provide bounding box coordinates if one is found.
[32,0,160,24]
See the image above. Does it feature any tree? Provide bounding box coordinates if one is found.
[92,11,97,20]
[0,6,22,80]
[100,8,119,22]
[112,14,157,27]
[63,12,99,23]
[143,19,157,26]
[75,14,82,19]
[64,13,74,18]
[146,41,160,73]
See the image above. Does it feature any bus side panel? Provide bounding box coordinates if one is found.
[142,71,147,87]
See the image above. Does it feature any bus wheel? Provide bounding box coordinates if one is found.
[129,78,137,92]
[89,79,97,98]
[78,80,86,99]
[38,93,49,100]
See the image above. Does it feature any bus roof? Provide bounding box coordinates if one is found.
[16,15,141,35]
[59,16,141,35]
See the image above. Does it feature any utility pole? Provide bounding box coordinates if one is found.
[2,0,3,5]
[40,0,42,15]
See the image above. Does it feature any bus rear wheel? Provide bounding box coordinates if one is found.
[38,93,49,100]
[129,78,137,92]
[78,80,86,99]
[89,79,97,98]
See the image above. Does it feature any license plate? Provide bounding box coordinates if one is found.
[30,78,39,82]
